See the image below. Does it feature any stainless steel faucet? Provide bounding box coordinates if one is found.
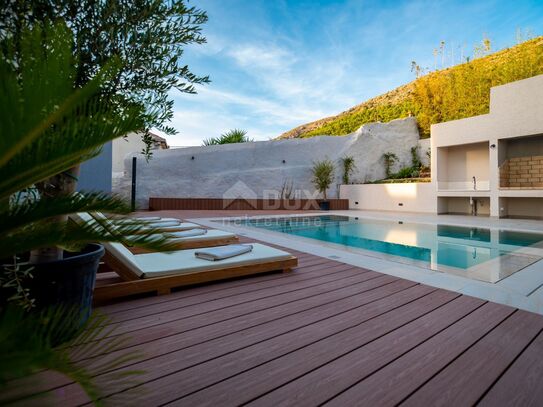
[472,176,477,190]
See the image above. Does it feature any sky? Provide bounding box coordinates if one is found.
[162,0,543,147]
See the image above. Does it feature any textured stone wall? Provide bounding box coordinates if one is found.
[500,155,543,188]
[113,117,424,208]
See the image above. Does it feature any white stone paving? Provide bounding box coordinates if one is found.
[192,210,543,315]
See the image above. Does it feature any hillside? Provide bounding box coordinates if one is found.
[279,36,543,139]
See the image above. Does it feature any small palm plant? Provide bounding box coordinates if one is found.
[382,152,398,178]
[340,156,356,184]
[1,22,178,404]
[311,159,335,200]
[203,129,252,145]
[1,22,174,275]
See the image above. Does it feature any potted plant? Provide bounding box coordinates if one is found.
[0,23,175,326]
[0,21,193,405]
[311,159,335,211]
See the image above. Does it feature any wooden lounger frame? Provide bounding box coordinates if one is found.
[129,235,240,254]
[94,251,297,304]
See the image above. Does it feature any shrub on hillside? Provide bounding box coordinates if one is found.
[296,36,543,138]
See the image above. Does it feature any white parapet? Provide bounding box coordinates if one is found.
[340,182,437,213]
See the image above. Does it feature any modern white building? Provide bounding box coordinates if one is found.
[343,74,543,219]
[432,74,543,219]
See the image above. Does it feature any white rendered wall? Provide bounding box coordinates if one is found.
[113,118,424,208]
[431,74,543,217]
[112,133,148,176]
[340,183,437,213]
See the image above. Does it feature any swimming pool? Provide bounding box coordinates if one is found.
[236,215,543,282]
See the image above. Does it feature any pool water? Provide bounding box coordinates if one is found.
[238,215,543,278]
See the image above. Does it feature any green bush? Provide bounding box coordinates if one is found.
[368,177,431,184]
[410,146,421,169]
[392,167,416,179]
[203,129,252,145]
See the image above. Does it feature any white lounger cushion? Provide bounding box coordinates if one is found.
[136,217,180,222]
[125,216,161,221]
[118,218,182,227]
[103,242,292,278]
[170,229,236,243]
[125,229,235,244]
[137,222,200,232]
[170,229,208,238]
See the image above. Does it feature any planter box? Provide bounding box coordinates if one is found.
[149,197,349,211]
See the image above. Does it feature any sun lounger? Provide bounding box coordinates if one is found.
[129,229,240,253]
[75,212,200,233]
[95,242,297,303]
[74,212,238,252]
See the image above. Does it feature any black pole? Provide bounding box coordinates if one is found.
[131,157,137,212]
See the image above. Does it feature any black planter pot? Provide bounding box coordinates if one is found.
[319,201,330,211]
[28,243,104,324]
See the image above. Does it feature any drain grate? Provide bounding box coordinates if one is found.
[328,255,341,259]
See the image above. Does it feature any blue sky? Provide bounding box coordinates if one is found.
[164,0,543,146]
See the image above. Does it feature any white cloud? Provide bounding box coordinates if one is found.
[194,87,329,126]
[162,40,366,146]
[162,109,276,147]
[228,44,295,70]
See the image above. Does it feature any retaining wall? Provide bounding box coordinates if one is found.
[113,117,426,209]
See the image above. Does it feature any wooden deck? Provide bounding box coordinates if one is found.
[27,211,543,405]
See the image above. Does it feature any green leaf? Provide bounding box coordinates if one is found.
[0,23,144,200]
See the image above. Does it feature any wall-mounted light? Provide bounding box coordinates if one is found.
[490,144,496,149]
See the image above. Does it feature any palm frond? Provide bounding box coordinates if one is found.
[2,214,180,259]
[0,306,145,406]
[1,192,131,234]
[0,22,144,200]
[202,128,252,145]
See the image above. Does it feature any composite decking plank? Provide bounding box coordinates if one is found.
[120,288,453,406]
[108,274,396,347]
[14,211,543,407]
[99,255,339,314]
[401,310,543,407]
[83,275,399,360]
[325,301,515,407]
[46,274,399,385]
[106,267,378,337]
[77,272,395,359]
[103,260,355,322]
[478,327,543,407]
[53,280,423,405]
[106,262,361,323]
[24,274,408,398]
[247,295,485,407]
